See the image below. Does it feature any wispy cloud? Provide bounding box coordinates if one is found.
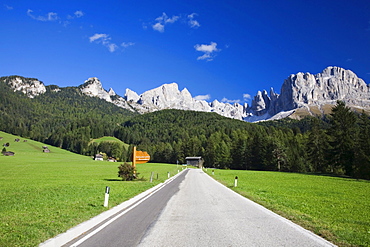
[243,94,252,101]
[188,13,200,28]
[27,9,84,27]
[152,22,165,32]
[221,97,241,104]
[27,9,59,21]
[220,94,251,104]
[4,4,13,10]
[89,33,134,53]
[121,42,135,48]
[194,94,211,101]
[89,33,116,52]
[152,12,180,32]
[68,10,84,19]
[149,12,200,32]
[194,42,220,61]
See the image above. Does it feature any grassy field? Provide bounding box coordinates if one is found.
[0,131,181,247]
[205,169,370,246]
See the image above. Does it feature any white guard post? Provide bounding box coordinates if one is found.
[104,186,110,207]
[234,176,238,187]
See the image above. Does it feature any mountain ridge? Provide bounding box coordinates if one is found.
[2,66,369,122]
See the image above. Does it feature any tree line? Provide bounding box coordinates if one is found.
[0,78,369,179]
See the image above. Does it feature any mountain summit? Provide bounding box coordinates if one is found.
[2,66,369,122]
[247,66,370,121]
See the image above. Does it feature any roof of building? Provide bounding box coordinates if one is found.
[185,157,202,160]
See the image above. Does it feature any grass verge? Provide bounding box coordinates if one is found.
[205,169,370,246]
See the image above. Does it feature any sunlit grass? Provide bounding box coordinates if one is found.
[206,169,370,246]
[0,131,180,247]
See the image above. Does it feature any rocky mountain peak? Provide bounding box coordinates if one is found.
[79,77,112,102]
[1,76,46,98]
[108,88,116,96]
[245,66,370,121]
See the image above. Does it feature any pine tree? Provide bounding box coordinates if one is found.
[306,118,330,173]
[327,101,358,176]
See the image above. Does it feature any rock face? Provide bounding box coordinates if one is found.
[125,83,247,119]
[245,66,370,121]
[79,77,134,111]
[79,77,113,103]
[2,66,369,122]
[1,76,46,98]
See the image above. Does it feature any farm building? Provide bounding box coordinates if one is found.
[94,154,104,161]
[185,157,204,168]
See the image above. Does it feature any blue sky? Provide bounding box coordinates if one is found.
[1,0,369,104]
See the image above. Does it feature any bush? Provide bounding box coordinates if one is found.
[117,162,138,181]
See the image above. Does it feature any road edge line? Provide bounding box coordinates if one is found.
[39,169,188,247]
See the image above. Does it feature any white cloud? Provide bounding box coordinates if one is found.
[89,33,117,52]
[27,9,59,21]
[188,13,200,28]
[194,42,220,61]
[68,10,84,19]
[121,42,135,48]
[155,12,179,24]
[152,12,179,32]
[152,22,165,32]
[89,33,134,53]
[74,11,84,18]
[243,94,252,101]
[149,12,199,32]
[195,42,218,53]
[196,53,212,61]
[221,97,241,104]
[89,33,109,43]
[108,43,118,52]
[194,94,211,101]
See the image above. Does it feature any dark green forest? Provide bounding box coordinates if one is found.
[1,77,369,179]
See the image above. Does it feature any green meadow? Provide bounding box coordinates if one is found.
[0,131,181,247]
[206,169,370,247]
[91,136,130,149]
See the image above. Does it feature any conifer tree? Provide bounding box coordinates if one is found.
[327,101,358,176]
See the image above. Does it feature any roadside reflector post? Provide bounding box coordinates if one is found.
[234,176,238,187]
[212,170,214,175]
[150,172,154,183]
[104,186,110,207]
[167,172,170,178]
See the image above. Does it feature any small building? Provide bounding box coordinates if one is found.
[185,157,204,168]
[94,154,104,161]
[107,157,117,162]
[43,148,50,153]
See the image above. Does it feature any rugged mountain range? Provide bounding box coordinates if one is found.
[2,66,369,122]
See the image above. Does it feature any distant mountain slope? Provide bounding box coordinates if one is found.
[1,66,369,122]
[0,78,136,153]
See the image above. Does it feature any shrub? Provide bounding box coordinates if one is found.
[118,162,138,181]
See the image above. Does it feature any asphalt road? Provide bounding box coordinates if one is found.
[71,169,335,247]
